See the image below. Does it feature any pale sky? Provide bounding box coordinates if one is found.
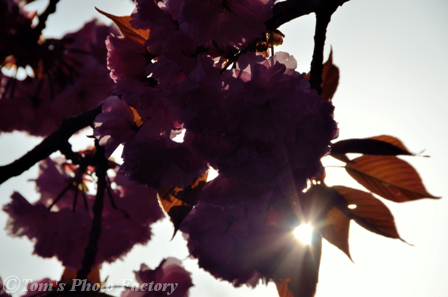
[1,0,448,296]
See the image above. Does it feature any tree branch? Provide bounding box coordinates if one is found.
[33,0,60,40]
[0,104,103,185]
[266,0,349,31]
[309,9,334,94]
[77,139,108,280]
[266,0,315,31]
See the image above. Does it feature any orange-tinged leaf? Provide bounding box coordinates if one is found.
[129,105,144,127]
[158,187,185,210]
[191,172,208,188]
[267,29,285,46]
[321,207,351,260]
[61,266,101,284]
[345,155,438,202]
[61,267,77,283]
[157,172,208,237]
[305,49,339,101]
[95,8,149,46]
[333,186,402,240]
[320,49,339,101]
[277,278,294,297]
[157,187,192,238]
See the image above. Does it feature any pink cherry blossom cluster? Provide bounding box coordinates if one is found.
[18,258,192,297]
[94,0,338,288]
[3,153,164,271]
[1,0,338,294]
[0,276,7,297]
[0,1,436,296]
[122,257,193,297]
[0,0,116,136]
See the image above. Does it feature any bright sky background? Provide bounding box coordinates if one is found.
[1,0,448,296]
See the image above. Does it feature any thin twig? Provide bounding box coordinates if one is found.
[47,180,74,210]
[220,41,258,74]
[72,186,79,212]
[82,187,89,211]
[105,175,117,210]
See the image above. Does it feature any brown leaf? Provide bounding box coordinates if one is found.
[61,266,101,284]
[333,186,402,240]
[276,278,294,297]
[321,207,351,260]
[129,105,144,127]
[157,188,193,238]
[345,155,438,202]
[329,152,351,163]
[368,135,412,155]
[95,8,149,46]
[267,29,285,46]
[158,187,185,211]
[300,185,336,223]
[157,172,208,237]
[305,49,339,101]
[270,235,321,297]
[320,49,339,101]
[331,138,412,157]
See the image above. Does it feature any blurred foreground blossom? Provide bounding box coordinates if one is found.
[121,257,193,297]
[0,3,117,136]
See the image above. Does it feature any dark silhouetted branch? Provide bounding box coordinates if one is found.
[77,140,108,280]
[265,0,346,94]
[266,0,349,31]
[0,104,103,185]
[33,0,60,40]
[309,9,334,94]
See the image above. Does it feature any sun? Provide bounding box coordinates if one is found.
[293,223,313,245]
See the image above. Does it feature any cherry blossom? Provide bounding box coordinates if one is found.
[121,257,193,297]
[178,0,274,48]
[3,155,164,270]
[181,198,267,287]
[0,276,8,297]
[0,20,116,136]
[94,96,141,158]
[21,278,57,297]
